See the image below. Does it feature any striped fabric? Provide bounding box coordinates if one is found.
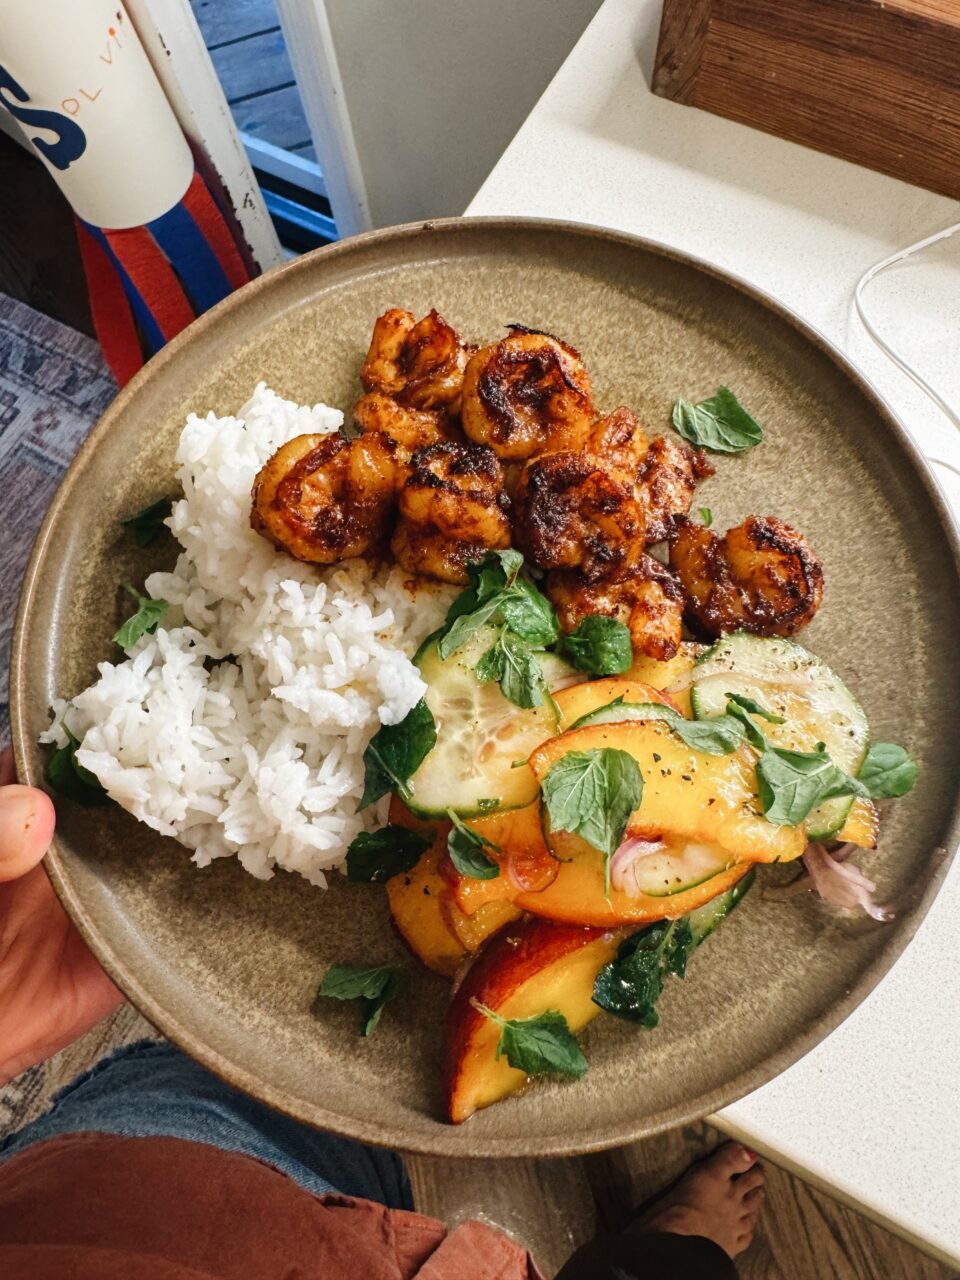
[76,170,252,386]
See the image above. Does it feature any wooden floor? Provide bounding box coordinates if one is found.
[189,0,315,159]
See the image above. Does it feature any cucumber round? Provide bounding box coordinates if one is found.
[617,840,735,898]
[570,700,675,731]
[690,632,869,839]
[407,625,559,818]
[686,867,754,946]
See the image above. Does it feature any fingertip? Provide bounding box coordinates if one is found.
[0,785,56,880]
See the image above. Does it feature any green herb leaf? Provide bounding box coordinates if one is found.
[360,699,437,809]
[724,698,769,753]
[593,918,694,1027]
[756,743,865,826]
[120,497,173,547]
[699,507,713,527]
[473,1002,587,1079]
[497,629,547,709]
[439,551,556,658]
[45,725,111,807]
[668,711,745,755]
[672,387,763,454]
[541,748,643,891]
[345,826,431,882]
[560,615,633,675]
[447,810,500,879]
[475,640,505,685]
[499,577,559,648]
[113,583,168,649]
[725,691,785,723]
[318,962,404,1036]
[857,743,918,799]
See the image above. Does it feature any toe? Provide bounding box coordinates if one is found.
[704,1142,757,1181]
[742,1185,765,1208]
[734,1165,765,1197]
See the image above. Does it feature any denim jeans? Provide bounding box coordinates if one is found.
[0,1040,413,1209]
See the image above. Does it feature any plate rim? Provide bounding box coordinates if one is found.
[12,213,960,1157]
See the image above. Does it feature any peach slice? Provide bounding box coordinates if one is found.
[626,641,700,716]
[387,798,519,976]
[529,721,805,864]
[552,677,680,729]
[443,916,621,1122]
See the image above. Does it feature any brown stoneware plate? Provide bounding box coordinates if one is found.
[12,218,960,1157]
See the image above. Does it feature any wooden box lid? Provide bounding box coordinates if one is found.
[653,0,960,200]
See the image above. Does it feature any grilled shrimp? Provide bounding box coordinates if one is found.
[637,436,714,543]
[391,442,512,584]
[251,431,399,564]
[360,308,472,411]
[461,325,596,460]
[585,406,649,479]
[669,514,824,638]
[512,450,646,582]
[353,391,461,459]
[548,555,684,661]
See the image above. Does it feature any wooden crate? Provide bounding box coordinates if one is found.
[652,0,960,200]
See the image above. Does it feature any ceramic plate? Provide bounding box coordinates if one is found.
[12,219,960,1156]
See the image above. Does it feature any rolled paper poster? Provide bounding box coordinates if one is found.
[0,0,251,384]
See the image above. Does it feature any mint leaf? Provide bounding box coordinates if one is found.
[699,507,713,527]
[45,725,111,807]
[672,387,763,453]
[593,918,694,1027]
[318,962,404,1036]
[360,698,437,809]
[725,698,769,752]
[668,711,744,755]
[725,691,785,724]
[473,1002,587,1079]
[756,743,865,826]
[113,582,168,649]
[499,576,558,647]
[345,826,431,882]
[498,629,546,709]
[475,641,505,684]
[440,551,555,658]
[541,748,642,890]
[447,810,500,879]
[120,497,173,547]
[857,743,917,799]
[560,615,633,675]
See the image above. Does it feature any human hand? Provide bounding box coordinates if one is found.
[0,746,123,1084]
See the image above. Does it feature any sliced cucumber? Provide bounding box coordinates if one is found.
[538,651,585,693]
[686,867,754,946]
[690,632,869,839]
[614,839,735,898]
[570,700,674,731]
[407,625,558,818]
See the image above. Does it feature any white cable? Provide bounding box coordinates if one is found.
[853,220,960,434]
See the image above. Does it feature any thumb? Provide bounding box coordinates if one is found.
[0,751,56,879]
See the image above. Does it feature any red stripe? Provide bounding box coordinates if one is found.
[103,225,196,343]
[181,170,251,291]
[74,220,143,387]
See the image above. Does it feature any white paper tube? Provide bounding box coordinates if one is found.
[0,0,193,228]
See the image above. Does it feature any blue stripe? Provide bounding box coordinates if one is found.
[147,201,233,313]
[82,223,166,354]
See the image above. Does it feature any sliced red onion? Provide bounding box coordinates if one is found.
[801,842,894,922]
[609,836,665,897]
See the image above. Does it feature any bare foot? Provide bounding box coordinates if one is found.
[632,1142,765,1259]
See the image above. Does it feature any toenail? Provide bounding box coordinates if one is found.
[740,1145,757,1163]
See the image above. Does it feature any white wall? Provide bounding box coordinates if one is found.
[283,0,603,232]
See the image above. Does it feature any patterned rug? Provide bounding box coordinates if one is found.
[0,296,156,1137]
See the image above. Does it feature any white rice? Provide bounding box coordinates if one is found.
[41,384,454,886]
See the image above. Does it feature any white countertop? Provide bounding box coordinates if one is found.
[467,0,960,1265]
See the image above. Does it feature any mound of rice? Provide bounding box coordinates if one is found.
[42,384,453,885]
